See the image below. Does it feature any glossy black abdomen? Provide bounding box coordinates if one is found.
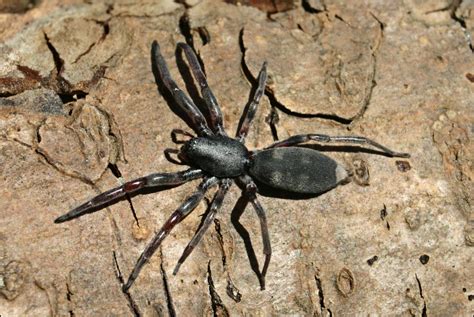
[248,147,348,194]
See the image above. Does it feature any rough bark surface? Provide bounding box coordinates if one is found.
[0,0,473,316]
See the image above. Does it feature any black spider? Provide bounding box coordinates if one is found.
[55,41,410,291]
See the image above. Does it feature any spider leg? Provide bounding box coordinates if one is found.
[171,128,195,144]
[123,176,219,292]
[266,133,410,158]
[237,62,268,143]
[152,41,213,137]
[55,168,203,223]
[164,149,187,165]
[177,43,226,136]
[173,178,232,275]
[238,175,272,290]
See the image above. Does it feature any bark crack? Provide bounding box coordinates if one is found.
[426,0,473,52]
[160,259,177,317]
[178,10,209,73]
[213,219,227,269]
[72,42,96,64]
[238,27,352,128]
[214,219,242,303]
[415,274,428,317]
[34,103,124,185]
[0,31,109,101]
[380,204,390,230]
[112,12,177,19]
[65,282,75,317]
[44,32,65,75]
[314,274,332,316]
[207,262,229,317]
[301,0,327,14]
[33,121,95,185]
[113,251,141,317]
[347,12,384,126]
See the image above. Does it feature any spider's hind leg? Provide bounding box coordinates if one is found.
[238,175,272,290]
[266,133,410,158]
[123,176,219,291]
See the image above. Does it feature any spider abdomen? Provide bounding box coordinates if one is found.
[181,136,249,177]
[248,147,348,194]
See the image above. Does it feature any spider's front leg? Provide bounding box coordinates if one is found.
[237,62,268,143]
[123,176,219,291]
[177,43,227,136]
[152,41,213,137]
[55,168,203,223]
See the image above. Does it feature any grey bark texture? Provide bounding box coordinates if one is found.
[0,0,473,316]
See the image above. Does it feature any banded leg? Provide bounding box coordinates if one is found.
[237,62,268,143]
[239,175,272,290]
[152,41,213,137]
[55,169,203,223]
[177,42,226,136]
[123,177,219,291]
[266,134,410,158]
[173,178,232,275]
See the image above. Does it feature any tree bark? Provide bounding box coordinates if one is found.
[0,0,472,315]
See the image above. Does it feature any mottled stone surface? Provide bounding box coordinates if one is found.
[0,0,472,316]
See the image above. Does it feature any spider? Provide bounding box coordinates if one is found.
[55,41,410,292]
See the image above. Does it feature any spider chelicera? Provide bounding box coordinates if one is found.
[55,41,410,291]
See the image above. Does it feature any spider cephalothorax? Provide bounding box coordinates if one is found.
[179,135,250,177]
[56,41,409,292]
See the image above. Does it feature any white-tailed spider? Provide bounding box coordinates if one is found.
[56,41,410,291]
